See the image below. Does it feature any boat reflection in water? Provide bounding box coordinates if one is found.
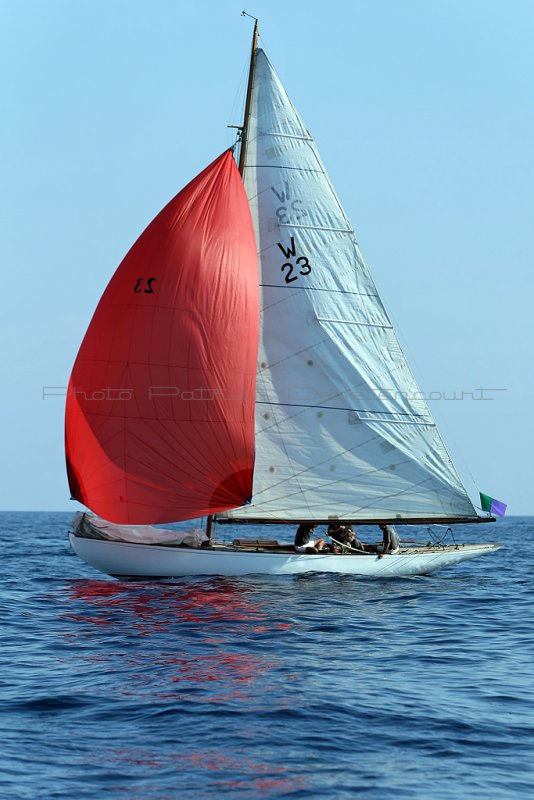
[55,577,304,796]
[60,578,290,703]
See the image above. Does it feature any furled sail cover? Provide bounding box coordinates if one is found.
[227,49,477,521]
[65,150,259,524]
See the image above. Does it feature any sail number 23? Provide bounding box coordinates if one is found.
[277,237,312,284]
[133,277,157,294]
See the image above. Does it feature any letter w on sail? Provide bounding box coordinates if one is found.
[277,236,297,259]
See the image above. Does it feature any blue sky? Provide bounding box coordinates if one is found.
[1,0,532,514]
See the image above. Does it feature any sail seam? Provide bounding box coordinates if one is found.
[260,284,379,297]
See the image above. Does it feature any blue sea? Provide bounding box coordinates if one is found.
[1,513,533,799]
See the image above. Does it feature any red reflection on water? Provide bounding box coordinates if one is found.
[55,579,294,705]
[111,649,281,704]
[105,748,308,798]
[168,651,273,682]
[59,578,272,634]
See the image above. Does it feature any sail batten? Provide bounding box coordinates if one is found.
[278,224,354,234]
[258,133,314,141]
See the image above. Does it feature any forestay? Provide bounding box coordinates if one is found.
[228,49,476,522]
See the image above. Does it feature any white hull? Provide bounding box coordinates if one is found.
[69,533,501,579]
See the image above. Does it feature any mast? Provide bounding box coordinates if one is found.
[206,514,213,541]
[205,17,258,539]
[238,17,259,176]
[206,67,257,543]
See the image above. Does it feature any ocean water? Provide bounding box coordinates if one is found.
[1,513,533,800]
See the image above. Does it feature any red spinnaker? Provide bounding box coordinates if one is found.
[65,150,259,524]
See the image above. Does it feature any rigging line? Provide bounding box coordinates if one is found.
[255,400,430,419]
[326,534,373,555]
[227,59,248,140]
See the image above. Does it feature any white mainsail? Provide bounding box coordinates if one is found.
[227,48,476,522]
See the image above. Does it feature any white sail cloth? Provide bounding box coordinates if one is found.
[227,49,476,522]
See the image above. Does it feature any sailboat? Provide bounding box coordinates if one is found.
[67,21,501,578]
